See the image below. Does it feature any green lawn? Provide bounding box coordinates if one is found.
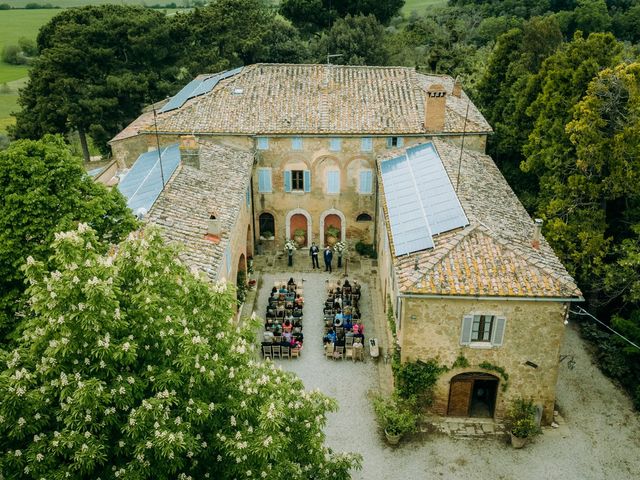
[402,0,447,14]
[4,0,192,6]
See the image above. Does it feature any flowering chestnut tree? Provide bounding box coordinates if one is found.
[0,225,361,479]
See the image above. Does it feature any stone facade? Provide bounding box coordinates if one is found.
[399,296,567,424]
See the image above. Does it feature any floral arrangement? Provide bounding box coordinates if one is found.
[284,239,297,252]
[333,241,348,254]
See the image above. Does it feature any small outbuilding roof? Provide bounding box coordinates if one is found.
[378,139,582,300]
[145,140,253,281]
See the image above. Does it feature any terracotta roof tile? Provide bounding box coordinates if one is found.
[379,140,581,299]
[145,141,253,281]
[129,64,491,137]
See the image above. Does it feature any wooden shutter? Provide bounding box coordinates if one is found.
[386,137,393,148]
[304,170,311,192]
[491,316,506,346]
[460,315,473,345]
[360,170,372,194]
[284,170,292,192]
[361,137,373,152]
[397,137,404,147]
[327,171,340,193]
[258,169,271,193]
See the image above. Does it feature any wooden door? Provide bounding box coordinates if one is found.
[448,379,473,416]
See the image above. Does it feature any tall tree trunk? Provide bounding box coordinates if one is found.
[78,128,90,163]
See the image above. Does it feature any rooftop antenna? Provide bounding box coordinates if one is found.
[152,106,166,187]
[455,99,470,193]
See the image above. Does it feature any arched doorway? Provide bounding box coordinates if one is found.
[319,209,346,247]
[285,209,312,248]
[447,372,499,418]
[259,212,275,239]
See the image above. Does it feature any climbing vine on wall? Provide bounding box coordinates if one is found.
[479,361,510,392]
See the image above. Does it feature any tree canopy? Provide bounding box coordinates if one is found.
[12,5,184,161]
[0,135,137,341]
[0,226,361,478]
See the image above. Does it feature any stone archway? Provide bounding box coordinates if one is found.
[319,208,346,247]
[285,208,312,248]
[448,372,499,418]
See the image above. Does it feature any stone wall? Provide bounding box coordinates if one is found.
[399,296,568,424]
[221,188,253,286]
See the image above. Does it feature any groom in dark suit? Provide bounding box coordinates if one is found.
[323,245,333,273]
[310,242,320,269]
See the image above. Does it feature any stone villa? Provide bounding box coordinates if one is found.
[109,63,582,424]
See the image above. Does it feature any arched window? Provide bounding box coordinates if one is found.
[356,213,372,222]
[259,212,275,239]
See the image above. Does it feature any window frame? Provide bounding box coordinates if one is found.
[361,137,373,152]
[329,137,342,152]
[291,170,304,191]
[460,314,506,348]
[386,136,404,149]
[471,315,494,343]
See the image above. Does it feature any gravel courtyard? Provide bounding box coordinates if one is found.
[254,270,640,480]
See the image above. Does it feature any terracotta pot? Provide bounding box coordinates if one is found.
[384,429,402,445]
[294,235,305,246]
[510,432,528,449]
[326,234,338,246]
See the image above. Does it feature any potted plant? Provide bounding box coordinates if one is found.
[507,398,540,448]
[293,228,306,246]
[326,225,340,246]
[372,395,417,445]
[261,230,274,240]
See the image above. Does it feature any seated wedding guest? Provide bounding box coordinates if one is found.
[282,319,293,333]
[353,321,364,335]
[334,310,344,327]
[283,330,293,344]
[333,296,342,309]
[287,277,295,287]
[263,330,274,343]
[293,331,304,343]
[352,307,360,320]
[324,328,337,344]
[343,305,352,321]
[292,307,303,318]
[271,286,278,296]
[295,294,304,306]
[343,318,353,331]
[279,284,288,294]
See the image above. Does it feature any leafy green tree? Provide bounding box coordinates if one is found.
[311,14,389,66]
[280,0,404,35]
[179,0,274,75]
[0,135,137,341]
[0,225,361,478]
[572,0,612,34]
[520,34,623,288]
[12,6,184,161]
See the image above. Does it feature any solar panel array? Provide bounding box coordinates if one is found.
[159,67,244,113]
[118,144,181,214]
[380,142,468,256]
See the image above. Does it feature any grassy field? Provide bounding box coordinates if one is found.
[4,0,192,6]
[402,0,447,14]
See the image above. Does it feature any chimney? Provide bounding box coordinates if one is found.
[452,78,462,97]
[179,135,199,168]
[425,84,447,132]
[532,218,543,249]
[207,212,221,237]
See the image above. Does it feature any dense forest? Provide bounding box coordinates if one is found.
[4,0,640,407]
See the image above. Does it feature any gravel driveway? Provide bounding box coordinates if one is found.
[255,272,640,479]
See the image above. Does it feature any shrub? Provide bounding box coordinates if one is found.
[372,395,418,436]
[355,241,376,258]
[393,359,448,406]
[507,398,540,438]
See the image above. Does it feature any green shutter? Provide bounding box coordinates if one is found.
[460,315,473,345]
[492,317,506,346]
[284,170,292,192]
[304,170,311,192]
